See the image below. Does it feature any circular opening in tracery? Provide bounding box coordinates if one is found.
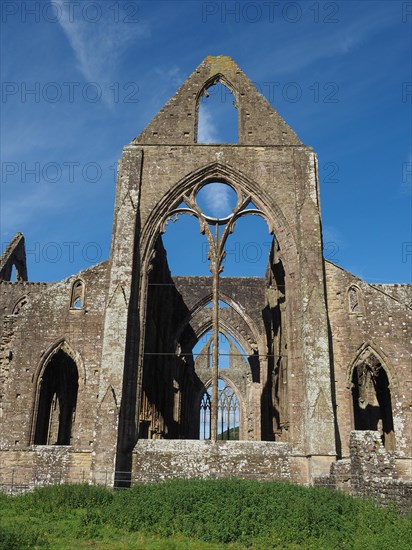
[196,182,238,218]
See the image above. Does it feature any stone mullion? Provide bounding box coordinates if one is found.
[210,246,220,442]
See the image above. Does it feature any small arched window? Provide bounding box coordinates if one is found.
[70,279,85,310]
[348,285,361,314]
[12,296,28,315]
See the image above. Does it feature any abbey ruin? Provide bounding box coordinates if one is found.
[0,57,410,508]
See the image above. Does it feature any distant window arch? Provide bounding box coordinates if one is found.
[33,348,79,445]
[199,378,240,440]
[348,285,361,314]
[70,279,85,309]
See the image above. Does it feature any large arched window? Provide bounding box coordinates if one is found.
[351,351,395,450]
[140,175,279,442]
[34,349,79,445]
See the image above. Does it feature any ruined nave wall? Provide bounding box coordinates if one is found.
[0,262,109,452]
[325,261,411,457]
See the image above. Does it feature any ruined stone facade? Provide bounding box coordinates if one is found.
[0,57,410,505]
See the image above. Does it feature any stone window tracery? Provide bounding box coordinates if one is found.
[199,378,240,440]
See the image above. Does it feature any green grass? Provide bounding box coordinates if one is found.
[1,479,411,549]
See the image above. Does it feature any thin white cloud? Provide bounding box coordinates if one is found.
[197,109,219,144]
[55,0,150,85]
[153,65,185,92]
[202,183,233,218]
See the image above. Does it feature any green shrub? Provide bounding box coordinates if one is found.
[0,479,410,549]
[0,525,49,550]
[14,483,113,515]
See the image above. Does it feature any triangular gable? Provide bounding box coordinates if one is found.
[134,56,302,146]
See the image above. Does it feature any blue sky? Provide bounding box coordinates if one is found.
[1,0,411,283]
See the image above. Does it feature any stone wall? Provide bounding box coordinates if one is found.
[0,261,109,453]
[0,448,92,493]
[315,431,412,513]
[325,261,412,458]
[348,431,412,512]
[132,440,291,483]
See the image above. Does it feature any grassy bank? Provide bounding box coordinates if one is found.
[1,479,411,549]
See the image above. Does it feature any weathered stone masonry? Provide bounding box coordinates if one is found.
[0,57,410,508]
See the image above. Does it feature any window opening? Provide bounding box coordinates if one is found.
[144,180,275,441]
[196,182,238,218]
[34,349,79,445]
[70,280,84,309]
[223,213,271,276]
[351,355,395,450]
[348,286,360,313]
[197,82,238,144]
[162,209,210,276]
[199,378,240,440]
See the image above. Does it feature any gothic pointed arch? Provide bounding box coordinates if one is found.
[347,284,362,315]
[346,343,396,390]
[32,338,86,386]
[136,160,297,444]
[134,56,301,146]
[31,340,81,446]
[196,73,239,103]
[174,291,261,356]
[348,344,396,450]
[140,160,298,273]
[195,74,239,144]
[191,317,258,362]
